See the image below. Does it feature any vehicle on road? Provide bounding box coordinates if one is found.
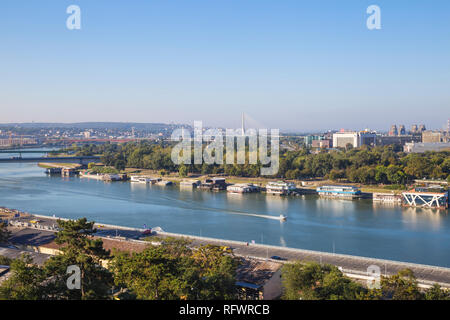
[270,255,286,261]
[221,246,232,253]
[142,229,152,236]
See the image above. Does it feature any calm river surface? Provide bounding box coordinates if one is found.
[1,151,449,267]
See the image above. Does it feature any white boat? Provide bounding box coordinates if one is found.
[316,185,361,198]
[156,180,173,186]
[227,183,260,194]
[130,176,158,184]
[266,181,296,195]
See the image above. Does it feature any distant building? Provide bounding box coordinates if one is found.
[422,131,443,143]
[404,142,450,153]
[0,137,38,147]
[304,135,323,147]
[399,125,406,135]
[418,124,426,132]
[236,259,282,300]
[402,187,449,209]
[377,135,421,146]
[311,139,331,149]
[389,125,398,136]
[411,124,418,134]
[332,131,376,148]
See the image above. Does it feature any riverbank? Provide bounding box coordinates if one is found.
[120,167,407,194]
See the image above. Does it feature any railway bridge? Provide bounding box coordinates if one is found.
[0,156,100,165]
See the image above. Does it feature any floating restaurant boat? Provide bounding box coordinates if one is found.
[265,181,296,195]
[180,179,201,188]
[156,180,173,186]
[227,183,260,194]
[45,167,62,175]
[61,167,78,177]
[80,171,125,181]
[200,177,227,191]
[373,192,402,203]
[402,186,449,209]
[130,176,158,184]
[316,185,361,198]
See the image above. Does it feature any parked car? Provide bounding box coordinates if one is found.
[270,255,286,261]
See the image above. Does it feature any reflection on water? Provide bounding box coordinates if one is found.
[0,162,450,267]
[401,207,444,231]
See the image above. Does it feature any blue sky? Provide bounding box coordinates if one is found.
[0,0,449,131]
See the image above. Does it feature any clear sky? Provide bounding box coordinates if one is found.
[1,0,449,131]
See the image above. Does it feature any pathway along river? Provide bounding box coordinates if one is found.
[0,151,449,267]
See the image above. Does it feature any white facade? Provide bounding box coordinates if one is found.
[333,132,358,148]
[333,132,376,148]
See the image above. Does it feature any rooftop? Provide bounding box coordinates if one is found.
[236,258,282,287]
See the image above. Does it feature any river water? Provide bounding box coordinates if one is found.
[0,151,449,267]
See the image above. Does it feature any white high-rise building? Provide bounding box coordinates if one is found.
[333,131,376,148]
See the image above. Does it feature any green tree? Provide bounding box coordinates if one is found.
[46,218,113,300]
[191,245,238,300]
[379,269,423,300]
[404,155,432,179]
[178,164,188,177]
[281,261,366,300]
[0,254,46,300]
[114,159,126,171]
[425,284,450,300]
[110,240,238,300]
[111,245,192,300]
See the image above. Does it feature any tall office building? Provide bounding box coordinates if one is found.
[418,124,426,132]
[389,125,398,136]
[333,131,376,148]
[399,125,406,135]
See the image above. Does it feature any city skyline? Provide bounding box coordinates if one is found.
[1,0,449,130]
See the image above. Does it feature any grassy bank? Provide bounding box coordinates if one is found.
[37,163,82,169]
[121,167,407,193]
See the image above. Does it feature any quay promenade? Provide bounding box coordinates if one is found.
[5,213,450,288]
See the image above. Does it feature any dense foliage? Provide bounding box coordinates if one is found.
[281,262,450,300]
[0,222,11,244]
[110,240,238,300]
[0,219,238,300]
[0,218,113,300]
[70,142,450,184]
